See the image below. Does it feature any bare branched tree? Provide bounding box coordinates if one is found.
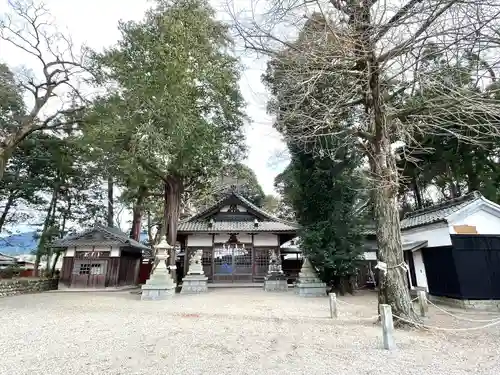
[228,0,500,322]
[0,0,89,179]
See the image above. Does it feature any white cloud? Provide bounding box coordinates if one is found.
[0,0,287,196]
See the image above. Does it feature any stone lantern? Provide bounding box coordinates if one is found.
[141,236,176,300]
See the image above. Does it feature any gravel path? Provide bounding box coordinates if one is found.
[1,289,500,375]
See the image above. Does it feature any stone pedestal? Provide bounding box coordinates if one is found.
[141,245,176,301]
[264,273,288,292]
[263,249,288,292]
[181,275,208,294]
[295,257,326,297]
[181,250,208,294]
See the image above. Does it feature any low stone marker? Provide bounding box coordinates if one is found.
[329,293,338,318]
[380,304,395,350]
[418,290,428,317]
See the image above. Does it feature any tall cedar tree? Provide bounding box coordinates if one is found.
[85,0,246,252]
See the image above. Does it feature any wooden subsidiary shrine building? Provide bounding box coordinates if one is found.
[176,192,299,283]
[54,225,152,288]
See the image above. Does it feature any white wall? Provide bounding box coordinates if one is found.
[449,208,500,235]
[401,224,449,292]
[402,223,452,247]
[187,233,278,247]
[363,251,376,260]
[219,205,247,212]
[110,247,120,257]
[64,246,116,257]
[412,250,428,291]
[211,233,253,244]
[254,233,278,247]
[187,234,212,247]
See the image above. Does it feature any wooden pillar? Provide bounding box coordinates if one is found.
[133,256,141,284]
[184,248,189,278]
[211,233,215,282]
[251,233,255,281]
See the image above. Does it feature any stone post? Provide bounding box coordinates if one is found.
[418,290,428,317]
[329,293,338,319]
[380,304,395,350]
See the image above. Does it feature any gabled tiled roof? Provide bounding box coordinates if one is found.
[177,220,297,233]
[401,191,482,230]
[52,224,152,252]
[178,191,299,233]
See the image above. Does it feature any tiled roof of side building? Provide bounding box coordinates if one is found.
[52,224,152,251]
[400,191,482,230]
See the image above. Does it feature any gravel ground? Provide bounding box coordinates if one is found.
[1,289,500,375]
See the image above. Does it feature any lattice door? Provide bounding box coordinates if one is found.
[71,259,107,288]
[253,249,270,281]
[213,246,252,283]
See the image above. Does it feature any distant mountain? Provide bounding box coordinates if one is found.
[0,229,149,256]
[0,231,38,255]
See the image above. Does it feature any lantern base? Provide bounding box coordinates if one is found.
[141,284,176,300]
[141,258,176,301]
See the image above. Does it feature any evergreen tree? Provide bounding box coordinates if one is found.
[279,143,366,293]
[84,0,246,251]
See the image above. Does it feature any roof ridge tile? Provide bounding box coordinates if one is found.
[403,191,481,219]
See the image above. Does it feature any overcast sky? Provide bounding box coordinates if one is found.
[0,0,287,196]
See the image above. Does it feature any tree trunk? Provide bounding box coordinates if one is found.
[360,9,418,323]
[0,124,39,181]
[154,223,164,245]
[35,184,59,276]
[130,186,147,241]
[0,166,22,232]
[147,211,153,245]
[107,176,114,227]
[44,191,59,274]
[0,193,15,233]
[368,83,420,324]
[164,176,183,284]
[50,251,61,277]
[49,197,71,278]
[0,150,11,182]
[372,180,419,324]
[411,176,423,209]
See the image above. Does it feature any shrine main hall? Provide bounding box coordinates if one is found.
[175,191,299,284]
